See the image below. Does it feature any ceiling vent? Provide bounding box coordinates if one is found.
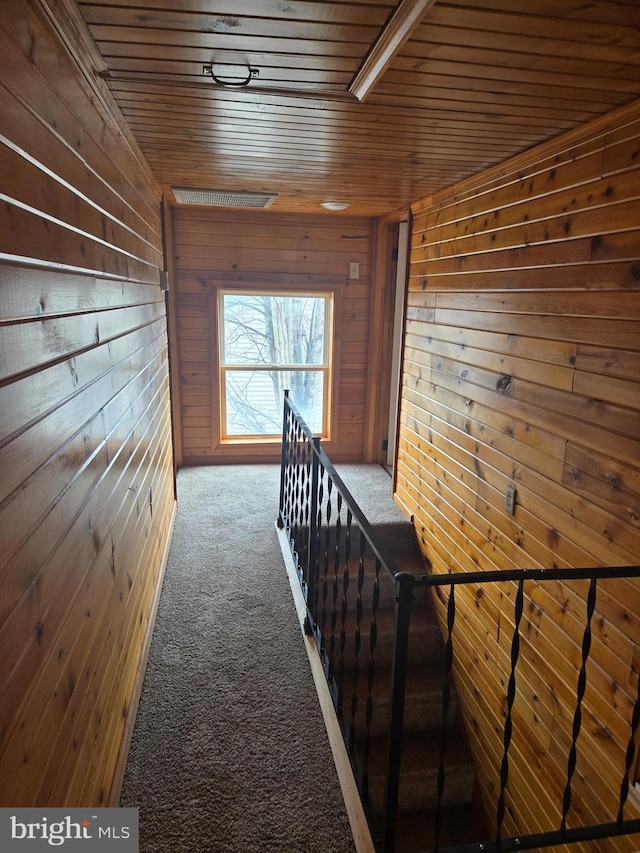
[171,188,277,208]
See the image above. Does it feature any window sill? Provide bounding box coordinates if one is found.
[221,436,281,445]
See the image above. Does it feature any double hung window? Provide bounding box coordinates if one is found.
[219,291,332,439]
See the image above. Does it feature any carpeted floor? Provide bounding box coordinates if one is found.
[120,464,357,852]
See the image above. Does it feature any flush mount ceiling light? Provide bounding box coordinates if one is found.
[172,188,277,208]
[321,201,350,211]
[348,0,437,102]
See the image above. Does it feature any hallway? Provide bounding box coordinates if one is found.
[119,464,355,852]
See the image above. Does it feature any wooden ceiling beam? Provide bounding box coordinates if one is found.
[348,0,437,102]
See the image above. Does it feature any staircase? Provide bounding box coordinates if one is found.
[322,465,485,853]
[282,415,640,853]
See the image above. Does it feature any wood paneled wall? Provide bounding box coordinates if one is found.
[397,100,640,850]
[170,208,374,464]
[0,0,175,806]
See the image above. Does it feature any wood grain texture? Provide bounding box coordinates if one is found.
[171,207,374,463]
[66,0,640,217]
[397,101,640,848]
[0,0,175,807]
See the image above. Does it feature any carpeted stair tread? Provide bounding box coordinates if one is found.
[320,464,420,557]
[322,603,444,670]
[365,521,420,556]
[315,551,430,611]
[345,664,459,738]
[394,803,488,853]
[366,732,476,812]
[330,465,410,528]
[317,519,419,561]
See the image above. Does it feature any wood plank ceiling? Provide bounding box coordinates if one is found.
[76,0,640,217]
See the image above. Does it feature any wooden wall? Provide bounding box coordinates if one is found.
[170,208,374,464]
[397,99,640,850]
[0,0,175,806]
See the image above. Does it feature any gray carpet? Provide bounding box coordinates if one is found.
[321,464,416,557]
[120,463,357,852]
[326,463,402,525]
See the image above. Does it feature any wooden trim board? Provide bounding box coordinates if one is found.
[276,524,377,853]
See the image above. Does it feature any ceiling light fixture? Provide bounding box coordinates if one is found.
[202,63,259,87]
[348,0,437,102]
[321,201,350,211]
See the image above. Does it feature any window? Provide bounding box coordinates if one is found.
[219,291,333,439]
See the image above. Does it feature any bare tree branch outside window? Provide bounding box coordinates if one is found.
[221,293,330,436]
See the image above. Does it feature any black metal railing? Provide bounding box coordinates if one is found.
[278,391,640,853]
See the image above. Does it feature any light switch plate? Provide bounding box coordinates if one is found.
[505,485,516,515]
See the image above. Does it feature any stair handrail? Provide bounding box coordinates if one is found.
[278,391,640,853]
[279,390,404,584]
[278,391,415,849]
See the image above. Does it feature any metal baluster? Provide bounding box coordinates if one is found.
[496,578,525,845]
[329,488,342,678]
[618,666,640,823]
[349,530,367,752]
[382,571,416,853]
[338,507,353,716]
[363,555,381,799]
[561,577,598,837]
[281,405,293,538]
[278,391,290,528]
[307,437,320,620]
[285,411,294,516]
[319,466,330,643]
[435,583,456,852]
[300,436,310,581]
[290,423,300,558]
[287,429,297,547]
[298,433,308,571]
[301,434,311,571]
[289,427,299,564]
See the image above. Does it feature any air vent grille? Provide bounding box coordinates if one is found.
[171,188,277,208]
